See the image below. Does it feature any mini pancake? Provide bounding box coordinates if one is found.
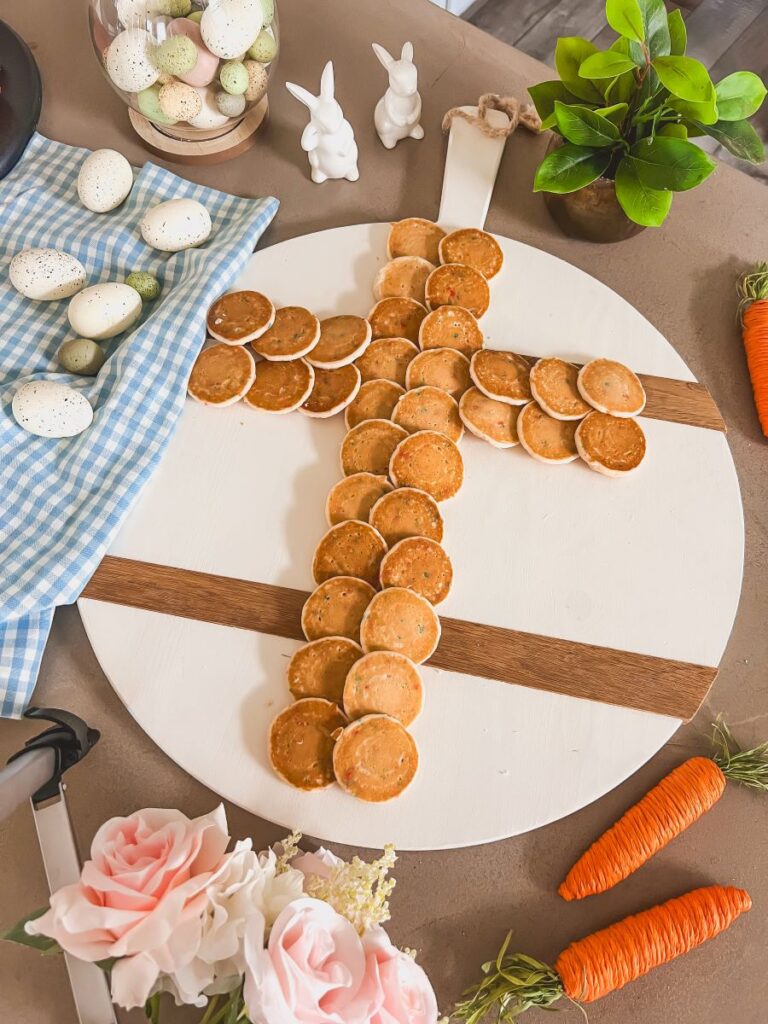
[368,297,428,343]
[340,419,409,476]
[301,364,361,418]
[459,386,520,448]
[360,586,441,663]
[326,473,393,526]
[391,386,464,443]
[470,349,532,406]
[243,358,314,414]
[333,714,418,802]
[312,520,388,587]
[250,306,320,361]
[345,379,405,429]
[301,576,376,642]
[529,357,591,421]
[342,651,423,726]
[308,315,372,369]
[405,347,471,401]
[369,486,444,547]
[438,227,504,279]
[389,429,464,502]
[269,698,347,790]
[576,410,647,477]
[355,338,419,387]
[207,290,275,345]
[577,358,647,417]
[187,343,256,406]
[517,401,579,464]
[288,637,363,702]
[425,263,490,318]
[373,256,435,305]
[387,217,446,264]
[379,536,453,606]
[418,305,484,358]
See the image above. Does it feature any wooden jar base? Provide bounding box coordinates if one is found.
[128,96,268,165]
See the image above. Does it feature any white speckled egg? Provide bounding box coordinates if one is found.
[140,198,212,251]
[106,28,160,93]
[201,0,261,60]
[9,249,87,301]
[68,283,143,340]
[77,149,134,213]
[187,86,231,129]
[12,381,94,438]
[116,0,163,28]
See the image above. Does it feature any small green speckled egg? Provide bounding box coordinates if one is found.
[155,35,198,76]
[260,0,275,26]
[126,271,162,301]
[157,0,192,15]
[187,9,203,22]
[137,85,178,126]
[247,29,277,63]
[215,90,247,118]
[57,339,107,376]
[219,60,249,95]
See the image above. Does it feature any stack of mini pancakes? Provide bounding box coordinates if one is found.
[188,217,648,803]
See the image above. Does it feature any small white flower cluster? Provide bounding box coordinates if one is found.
[303,842,398,934]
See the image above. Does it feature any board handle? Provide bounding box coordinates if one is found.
[437,105,511,231]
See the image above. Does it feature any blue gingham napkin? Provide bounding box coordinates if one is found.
[0,133,278,717]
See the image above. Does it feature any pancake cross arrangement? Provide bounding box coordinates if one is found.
[189,219,651,802]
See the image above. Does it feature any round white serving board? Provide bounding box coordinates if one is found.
[79,223,744,850]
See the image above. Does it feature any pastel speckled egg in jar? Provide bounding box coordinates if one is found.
[105,28,159,92]
[77,149,134,213]
[140,198,212,251]
[201,0,262,59]
[9,250,86,301]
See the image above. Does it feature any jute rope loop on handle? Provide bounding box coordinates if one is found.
[441,93,542,138]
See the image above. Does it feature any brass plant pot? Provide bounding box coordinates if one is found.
[541,138,646,243]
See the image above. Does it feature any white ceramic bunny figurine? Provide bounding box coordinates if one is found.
[372,41,424,149]
[285,62,359,184]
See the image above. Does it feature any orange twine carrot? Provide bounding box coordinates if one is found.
[737,263,768,438]
[559,719,768,901]
[454,885,751,1020]
[555,885,751,1003]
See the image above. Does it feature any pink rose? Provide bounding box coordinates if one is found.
[26,805,231,1009]
[244,898,380,1024]
[292,847,345,885]
[363,928,438,1024]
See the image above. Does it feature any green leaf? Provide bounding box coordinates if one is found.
[597,102,630,125]
[554,37,604,103]
[554,102,621,146]
[604,70,635,105]
[630,136,715,191]
[692,118,766,164]
[1,910,59,954]
[637,0,671,57]
[606,0,645,42]
[714,71,767,122]
[580,51,637,79]
[653,55,714,102]
[528,80,582,123]
[533,143,612,194]
[667,8,686,56]
[668,93,718,125]
[659,122,688,139]
[615,156,673,225]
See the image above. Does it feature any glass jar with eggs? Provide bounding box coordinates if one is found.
[89,0,278,161]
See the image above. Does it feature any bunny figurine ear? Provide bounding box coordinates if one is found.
[320,61,335,100]
[286,81,318,111]
[372,42,394,70]
[401,41,413,61]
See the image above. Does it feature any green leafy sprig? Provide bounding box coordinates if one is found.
[529,0,767,226]
[711,716,768,791]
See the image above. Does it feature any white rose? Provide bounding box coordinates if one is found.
[158,841,305,1006]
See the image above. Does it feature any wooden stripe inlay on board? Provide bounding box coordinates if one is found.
[81,557,718,721]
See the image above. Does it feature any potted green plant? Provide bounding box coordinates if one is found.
[529,0,767,242]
